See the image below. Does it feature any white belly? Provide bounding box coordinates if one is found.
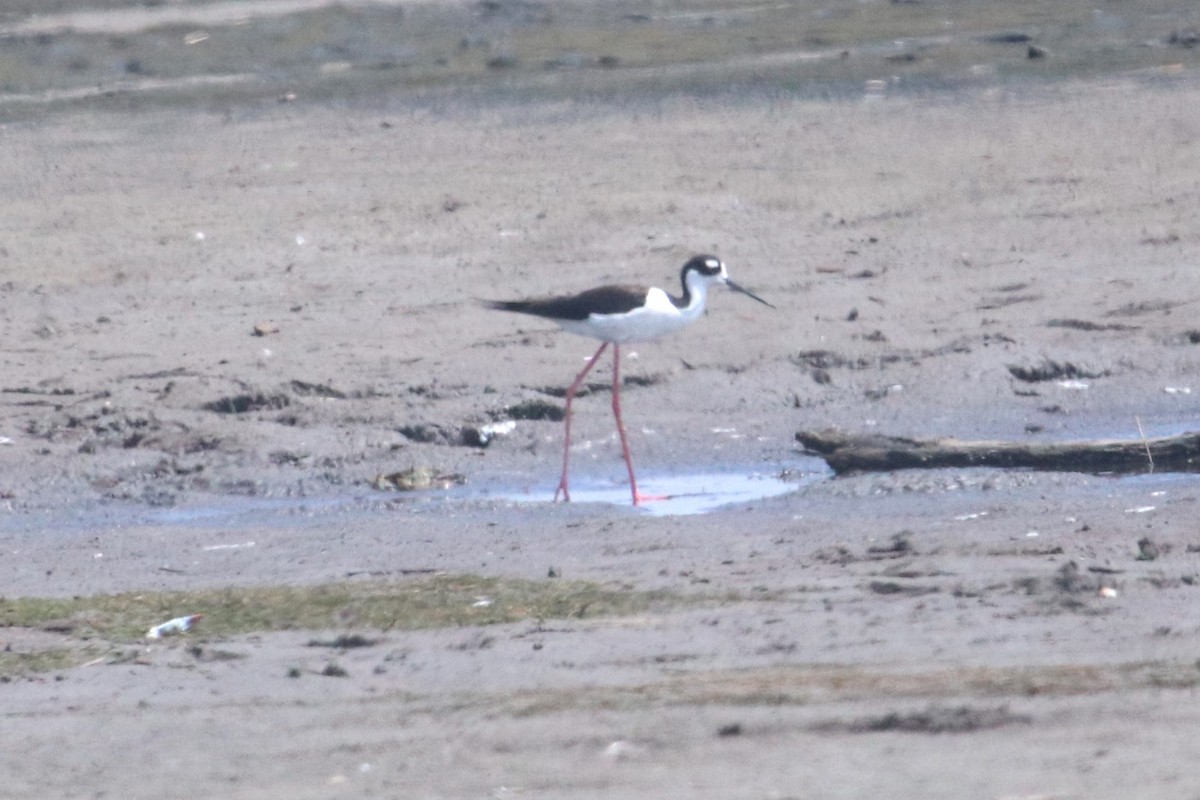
[556,288,701,344]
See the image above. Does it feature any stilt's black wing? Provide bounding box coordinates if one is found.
[487,285,650,322]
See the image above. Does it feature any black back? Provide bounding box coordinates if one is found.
[487,254,724,320]
[487,284,649,321]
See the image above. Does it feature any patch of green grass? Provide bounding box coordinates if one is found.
[0,574,704,644]
[0,647,89,675]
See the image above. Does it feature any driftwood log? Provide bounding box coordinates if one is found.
[795,428,1200,475]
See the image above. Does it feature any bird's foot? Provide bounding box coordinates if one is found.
[631,490,669,506]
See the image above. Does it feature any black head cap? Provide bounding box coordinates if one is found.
[681,254,725,279]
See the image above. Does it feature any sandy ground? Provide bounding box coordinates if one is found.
[4,1,1200,798]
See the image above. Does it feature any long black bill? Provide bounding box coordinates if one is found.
[726,279,775,309]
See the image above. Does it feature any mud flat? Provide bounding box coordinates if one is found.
[3,1,1200,798]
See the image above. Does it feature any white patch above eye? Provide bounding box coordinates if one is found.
[705,258,721,269]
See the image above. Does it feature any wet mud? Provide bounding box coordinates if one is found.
[3,1,1200,798]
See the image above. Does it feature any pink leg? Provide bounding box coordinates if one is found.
[610,344,643,506]
[556,342,608,502]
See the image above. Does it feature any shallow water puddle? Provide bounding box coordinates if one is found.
[493,464,827,516]
[131,464,825,530]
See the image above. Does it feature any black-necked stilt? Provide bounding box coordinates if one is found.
[488,254,773,506]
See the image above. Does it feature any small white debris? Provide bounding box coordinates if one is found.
[603,740,640,761]
[1025,531,1039,538]
[146,614,203,639]
[472,596,494,608]
[202,541,255,552]
[1150,491,1166,497]
[954,511,988,521]
[1098,586,1119,599]
[0,436,12,446]
[183,31,209,45]
[295,234,307,246]
[1056,379,1089,390]
[477,420,516,445]
[194,231,206,241]
[1124,506,1155,514]
[1164,386,1192,395]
